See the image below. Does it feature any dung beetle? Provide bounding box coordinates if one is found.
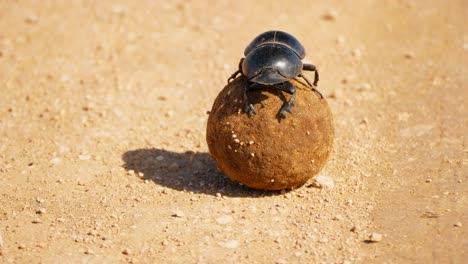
[228,30,322,118]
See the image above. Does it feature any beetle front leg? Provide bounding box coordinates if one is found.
[244,82,257,117]
[299,73,323,99]
[228,58,245,83]
[277,81,296,119]
[303,63,319,86]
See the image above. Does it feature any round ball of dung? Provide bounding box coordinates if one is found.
[206,76,334,190]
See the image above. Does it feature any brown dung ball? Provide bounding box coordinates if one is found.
[206,76,334,190]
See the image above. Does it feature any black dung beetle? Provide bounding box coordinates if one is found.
[228,30,323,118]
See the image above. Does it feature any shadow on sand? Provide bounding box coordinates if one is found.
[121,148,279,197]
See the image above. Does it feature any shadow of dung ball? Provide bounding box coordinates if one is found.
[206,77,334,190]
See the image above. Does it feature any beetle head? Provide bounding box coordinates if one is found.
[250,68,288,85]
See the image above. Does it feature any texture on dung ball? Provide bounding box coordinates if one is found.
[206,77,334,190]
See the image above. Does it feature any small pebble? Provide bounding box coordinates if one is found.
[322,9,338,21]
[341,75,355,84]
[84,248,94,255]
[311,175,334,189]
[36,208,46,214]
[368,233,383,242]
[32,219,42,224]
[318,237,329,243]
[78,154,90,161]
[172,210,185,218]
[398,112,410,121]
[425,178,432,183]
[122,248,131,255]
[216,215,233,225]
[357,82,372,91]
[88,230,98,236]
[219,240,239,249]
[404,52,414,59]
[421,211,439,218]
[24,15,38,24]
[112,5,126,15]
[156,155,164,161]
[352,48,362,58]
[49,157,62,165]
[454,222,462,227]
[165,111,174,118]
[36,197,45,203]
[336,35,345,44]
[18,244,26,249]
[36,243,46,249]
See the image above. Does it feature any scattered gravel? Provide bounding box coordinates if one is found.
[1,2,464,263]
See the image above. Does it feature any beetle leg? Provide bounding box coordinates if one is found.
[299,73,323,99]
[228,58,245,83]
[228,70,241,83]
[277,81,296,119]
[244,82,257,117]
[303,63,319,86]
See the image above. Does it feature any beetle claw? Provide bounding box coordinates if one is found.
[278,110,288,119]
[245,104,257,117]
[278,102,293,119]
[228,67,242,83]
[228,74,237,83]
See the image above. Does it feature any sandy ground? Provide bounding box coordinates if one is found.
[0,0,467,263]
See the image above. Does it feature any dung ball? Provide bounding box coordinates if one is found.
[206,76,334,190]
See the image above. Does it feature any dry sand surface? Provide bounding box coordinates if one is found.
[0,1,467,263]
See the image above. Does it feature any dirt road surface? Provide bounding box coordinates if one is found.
[0,1,466,263]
